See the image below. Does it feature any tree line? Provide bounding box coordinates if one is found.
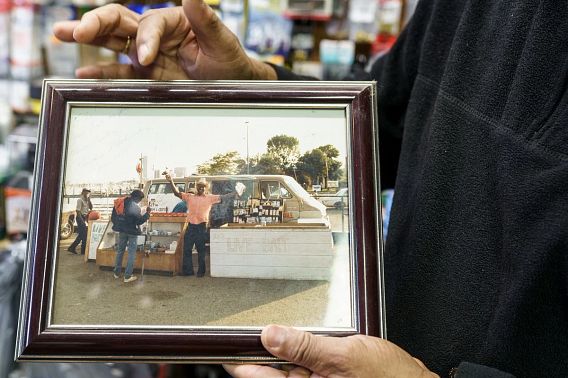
[197,134,344,188]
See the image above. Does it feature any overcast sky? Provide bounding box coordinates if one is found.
[64,106,350,185]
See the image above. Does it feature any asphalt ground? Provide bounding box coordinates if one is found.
[51,237,351,329]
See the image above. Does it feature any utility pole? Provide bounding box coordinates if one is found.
[246,121,250,174]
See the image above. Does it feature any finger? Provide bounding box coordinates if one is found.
[53,20,80,42]
[182,0,236,51]
[283,365,313,378]
[75,64,138,79]
[413,357,428,369]
[54,20,132,53]
[223,364,287,378]
[182,0,221,35]
[136,7,189,66]
[87,35,133,53]
[72,4,140,43]
[261,325,345,374]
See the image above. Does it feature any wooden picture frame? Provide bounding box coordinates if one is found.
[16,79,384,363]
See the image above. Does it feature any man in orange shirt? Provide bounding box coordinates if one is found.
[165,174,242,277]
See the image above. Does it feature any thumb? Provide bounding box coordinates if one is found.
[182,0,229,48]
[261,325,341,374]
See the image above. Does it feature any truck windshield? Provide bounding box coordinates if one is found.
[283,176,309,196]
[260,181,291,199]
[211,179,254,198]
[149,183,185,194]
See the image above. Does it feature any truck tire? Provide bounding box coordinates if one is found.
[60,221,74,240]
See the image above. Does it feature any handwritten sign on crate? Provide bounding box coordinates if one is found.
[87,221,110,260]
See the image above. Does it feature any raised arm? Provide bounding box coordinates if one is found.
[164,173,183,199]
[218,182,246,203]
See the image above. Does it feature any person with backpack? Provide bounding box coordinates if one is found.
[111,189,151,283]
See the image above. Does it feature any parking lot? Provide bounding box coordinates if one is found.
[51,236,352,329]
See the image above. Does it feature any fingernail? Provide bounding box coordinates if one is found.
[72,29,80,41]
[264,325,287,349]
[138,43,149,65]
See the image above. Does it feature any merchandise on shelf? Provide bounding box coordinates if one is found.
[377,0,402,35]
[6,122,36,172]
[371,0,403,55]
[232,197,283,224]
[95,213,184,274]
[290,60,322,79]
[284,0,333,21]
[244,0,292,60]
[319,38,355,80]
[0,0,9,78]
[0,92,13,142]
[2,123,36,239]
[146,214,184,254]
[4,172,31,238]
[347,0,378,42]
[10,0,43,81]
[0,244,25,378]
[43,3,79,77]
[220,0,245,42]
[289,20,317,62]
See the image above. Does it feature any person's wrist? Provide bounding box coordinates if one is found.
[250,59,277,80]
[420,370,440,378]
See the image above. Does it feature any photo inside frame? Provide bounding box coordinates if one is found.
[51,105,354,330]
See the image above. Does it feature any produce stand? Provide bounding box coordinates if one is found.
[95,213,186,275]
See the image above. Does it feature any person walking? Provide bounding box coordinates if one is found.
[67,188,92,255]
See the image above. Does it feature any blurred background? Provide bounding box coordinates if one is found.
[0,0,408,376]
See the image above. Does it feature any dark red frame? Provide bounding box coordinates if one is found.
[16,80,384,362]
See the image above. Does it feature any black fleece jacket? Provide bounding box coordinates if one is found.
[274,0,568,376]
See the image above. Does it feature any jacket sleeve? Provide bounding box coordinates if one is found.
[125,201,150,226]
[219,193,236,203]
[453,362,515,378]
[137,211,150,226]
[366,0,437,188]
[267,63,319,81]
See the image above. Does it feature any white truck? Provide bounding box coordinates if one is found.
[143,174,329,227]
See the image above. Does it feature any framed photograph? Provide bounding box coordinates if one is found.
[16,79,384,363]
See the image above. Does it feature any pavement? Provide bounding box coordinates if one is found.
[51,238,350,329]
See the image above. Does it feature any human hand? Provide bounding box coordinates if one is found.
[224,325,438,378]
[52,0,276,81]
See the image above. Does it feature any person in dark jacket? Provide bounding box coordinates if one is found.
[111,189,151,283]
[53,0,568,376]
